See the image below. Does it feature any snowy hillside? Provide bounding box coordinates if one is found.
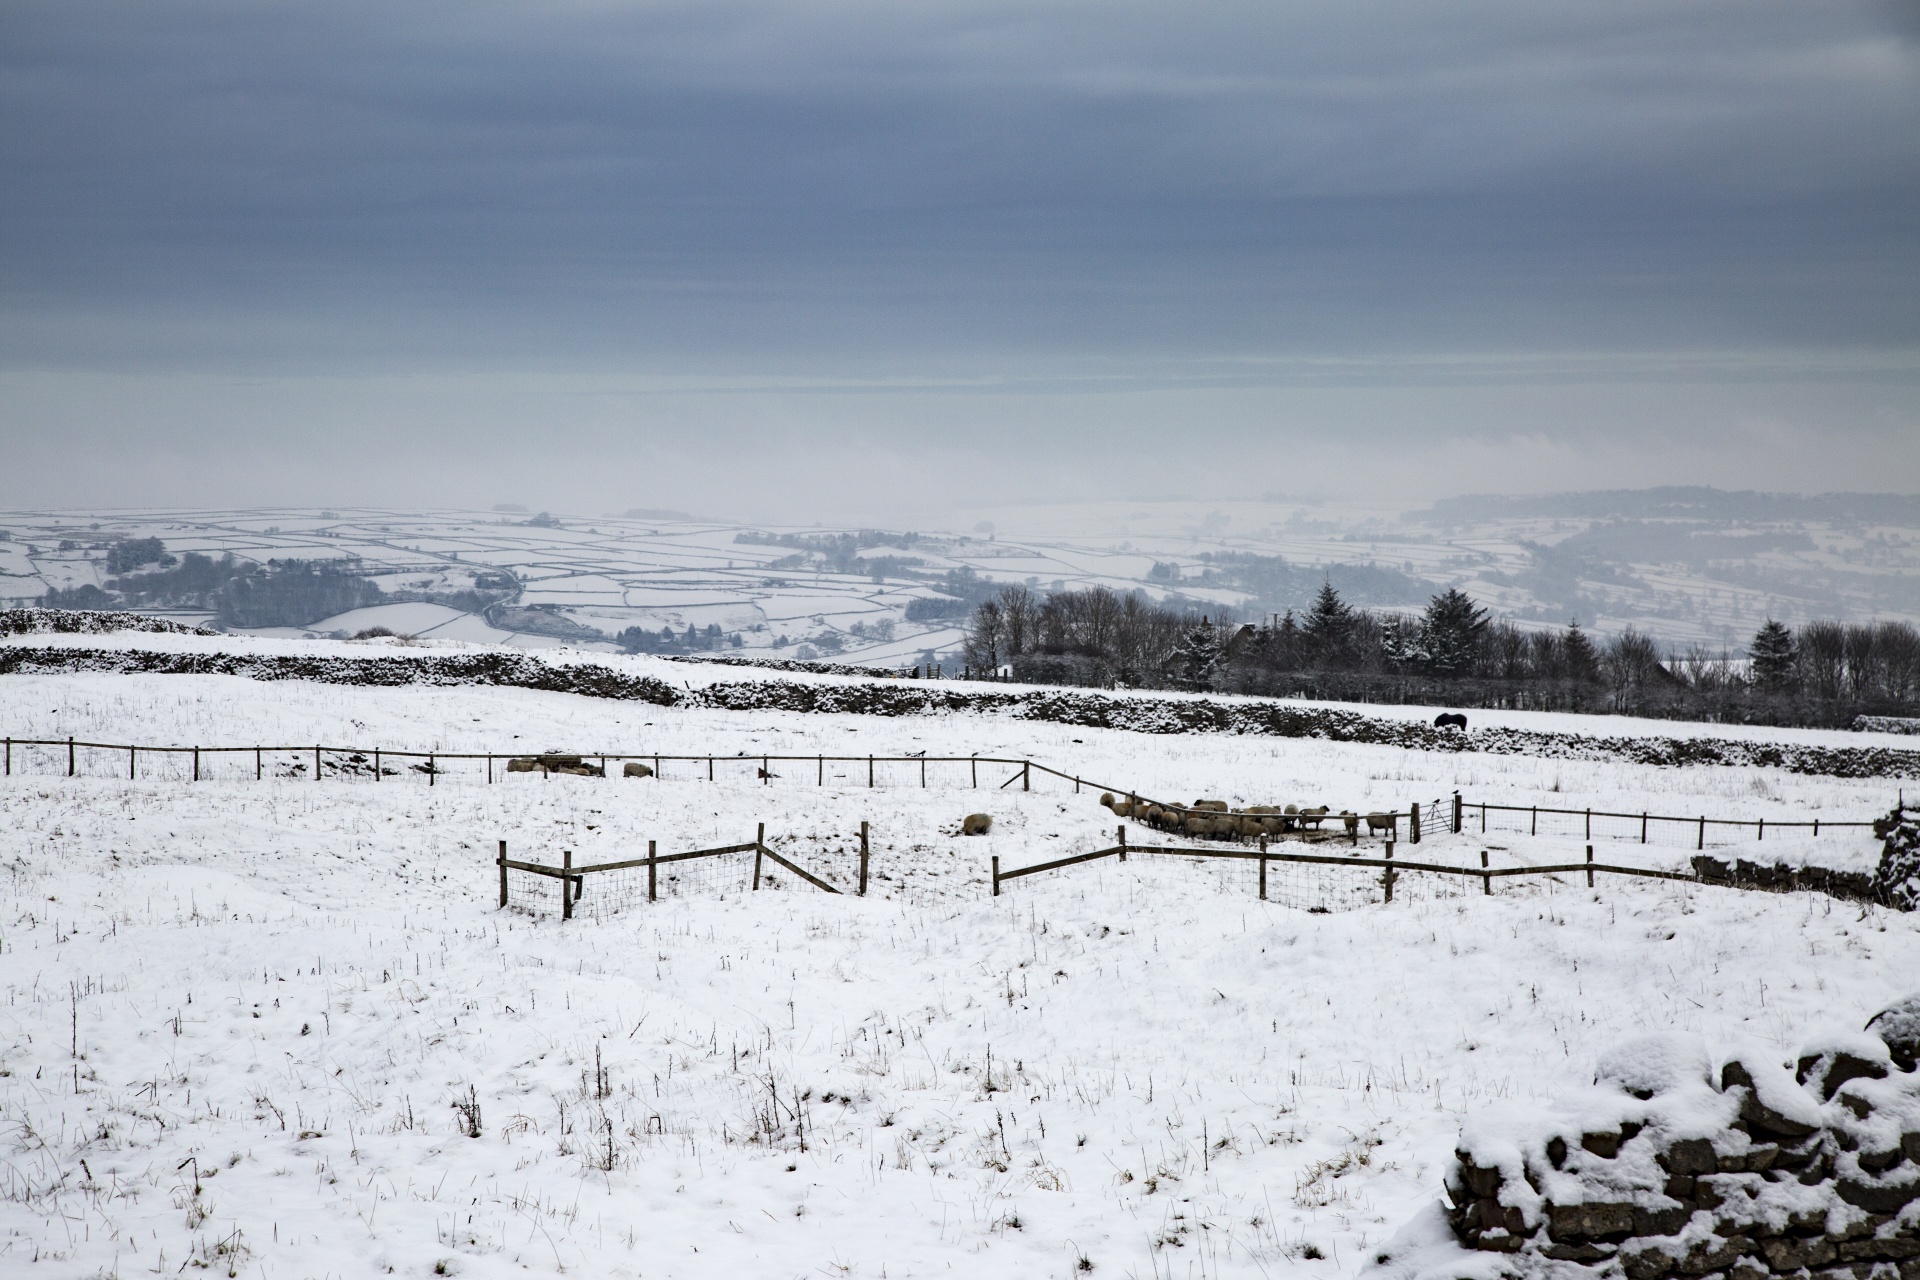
[0,644,1912,1278]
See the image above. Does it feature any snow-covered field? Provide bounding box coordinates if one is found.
[0,657,1912,1279]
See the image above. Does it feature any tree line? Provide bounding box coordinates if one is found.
[959,581,1920,728]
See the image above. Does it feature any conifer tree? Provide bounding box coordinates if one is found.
[1302,582,1353,665]
[1563,619,1599,682]
[1172,616,1222,689]
[1420,587,1488,677]
[1749,619,1798,692]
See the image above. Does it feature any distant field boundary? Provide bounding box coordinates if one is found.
[4,642,1920,780]
[0,732,1882,855]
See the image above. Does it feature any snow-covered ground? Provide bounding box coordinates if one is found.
[0,659,1911,1278]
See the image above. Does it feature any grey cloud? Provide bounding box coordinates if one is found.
[0,1,1915,511]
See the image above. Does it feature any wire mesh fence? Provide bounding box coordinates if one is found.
[1452,796,1872,849]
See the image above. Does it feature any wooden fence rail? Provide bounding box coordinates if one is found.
[993,825,1718,904]
[497,822,861,919]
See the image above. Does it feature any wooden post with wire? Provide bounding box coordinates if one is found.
[1410,802,1421,844]
[255,747,261,781]
[1383,841,1395,903]
[498,840,508,908]
[752,823,765,890]
[1480,849,1491,896]
[68,737,75,777]
[1258,836,1268,901]
[991,855,1000,897]
[648,840,658,902]
[1585,845,1594,888]
[1117,824,1127,862]
[858,821,870,896]
[129,746,136,780]
[193,746,200,782]
[561,850,573,920]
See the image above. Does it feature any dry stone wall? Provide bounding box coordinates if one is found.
[1416,999,1920,1280]
[1692,808,1920,912]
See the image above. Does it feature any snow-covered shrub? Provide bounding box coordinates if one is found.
[1873,808,1920,912]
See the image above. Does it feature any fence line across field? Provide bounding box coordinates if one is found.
[1448,794,1874,850]
[0,736,1117,795]
[498,820,872,920]
[0,735,1881,850]
[992,825,1706,906]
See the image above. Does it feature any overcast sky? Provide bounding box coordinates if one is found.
[3,1,1917,524]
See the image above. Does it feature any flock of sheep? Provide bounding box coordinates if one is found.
[1097,791,1400,841]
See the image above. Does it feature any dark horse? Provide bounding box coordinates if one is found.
[1434,712,1468,730]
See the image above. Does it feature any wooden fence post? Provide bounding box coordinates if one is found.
[1697,816,1705,850]
[1480,850,1491,896]
[971,756,977,788]
[1584,808,1591,839]
[817,756,823,786]
[1480,803,1486,834]
[193,746,200,782]
[1757,818,1764,842]
[255,747,261,781]
[1453,791,1461,834]
[1410,802,1421,845]
[498,840,508,908]
[868,756,874,787]
[1641,812,1648,843]
[648,840,657,902]
[429,753,435,787]
[1530,806,1537,836]
[562,850,573,920]
[1383,841,1395,903]
[376,749,382,781]
[1022,761,1030,792]
[858,821,870,896]
[1117,824,1127,862]
[3,738,8,776]
[68,737,75,777]
[753,823,764,890]
[484,754,489,784]
[762,755,770,785]
[129,746,136,780]
[1258,836,1268,901]
[1585,845,1594,889]
[992,856,1000,897]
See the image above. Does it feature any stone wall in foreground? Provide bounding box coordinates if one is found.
[1433,999,1920,1280]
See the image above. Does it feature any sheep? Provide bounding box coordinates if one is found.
[961,813,993,836]
[1365,812,1397,837]
[623,762,654,778]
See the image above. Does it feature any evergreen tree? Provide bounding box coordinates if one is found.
[1420,587,1488,677]
[1749,619,1798,692]
[1172,616,1222,689]
[1563,619,1599,682]
[1302,582,1353,665]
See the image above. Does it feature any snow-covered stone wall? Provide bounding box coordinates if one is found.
[1691,806,1920,911]
[1417,1000,1920,1280]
